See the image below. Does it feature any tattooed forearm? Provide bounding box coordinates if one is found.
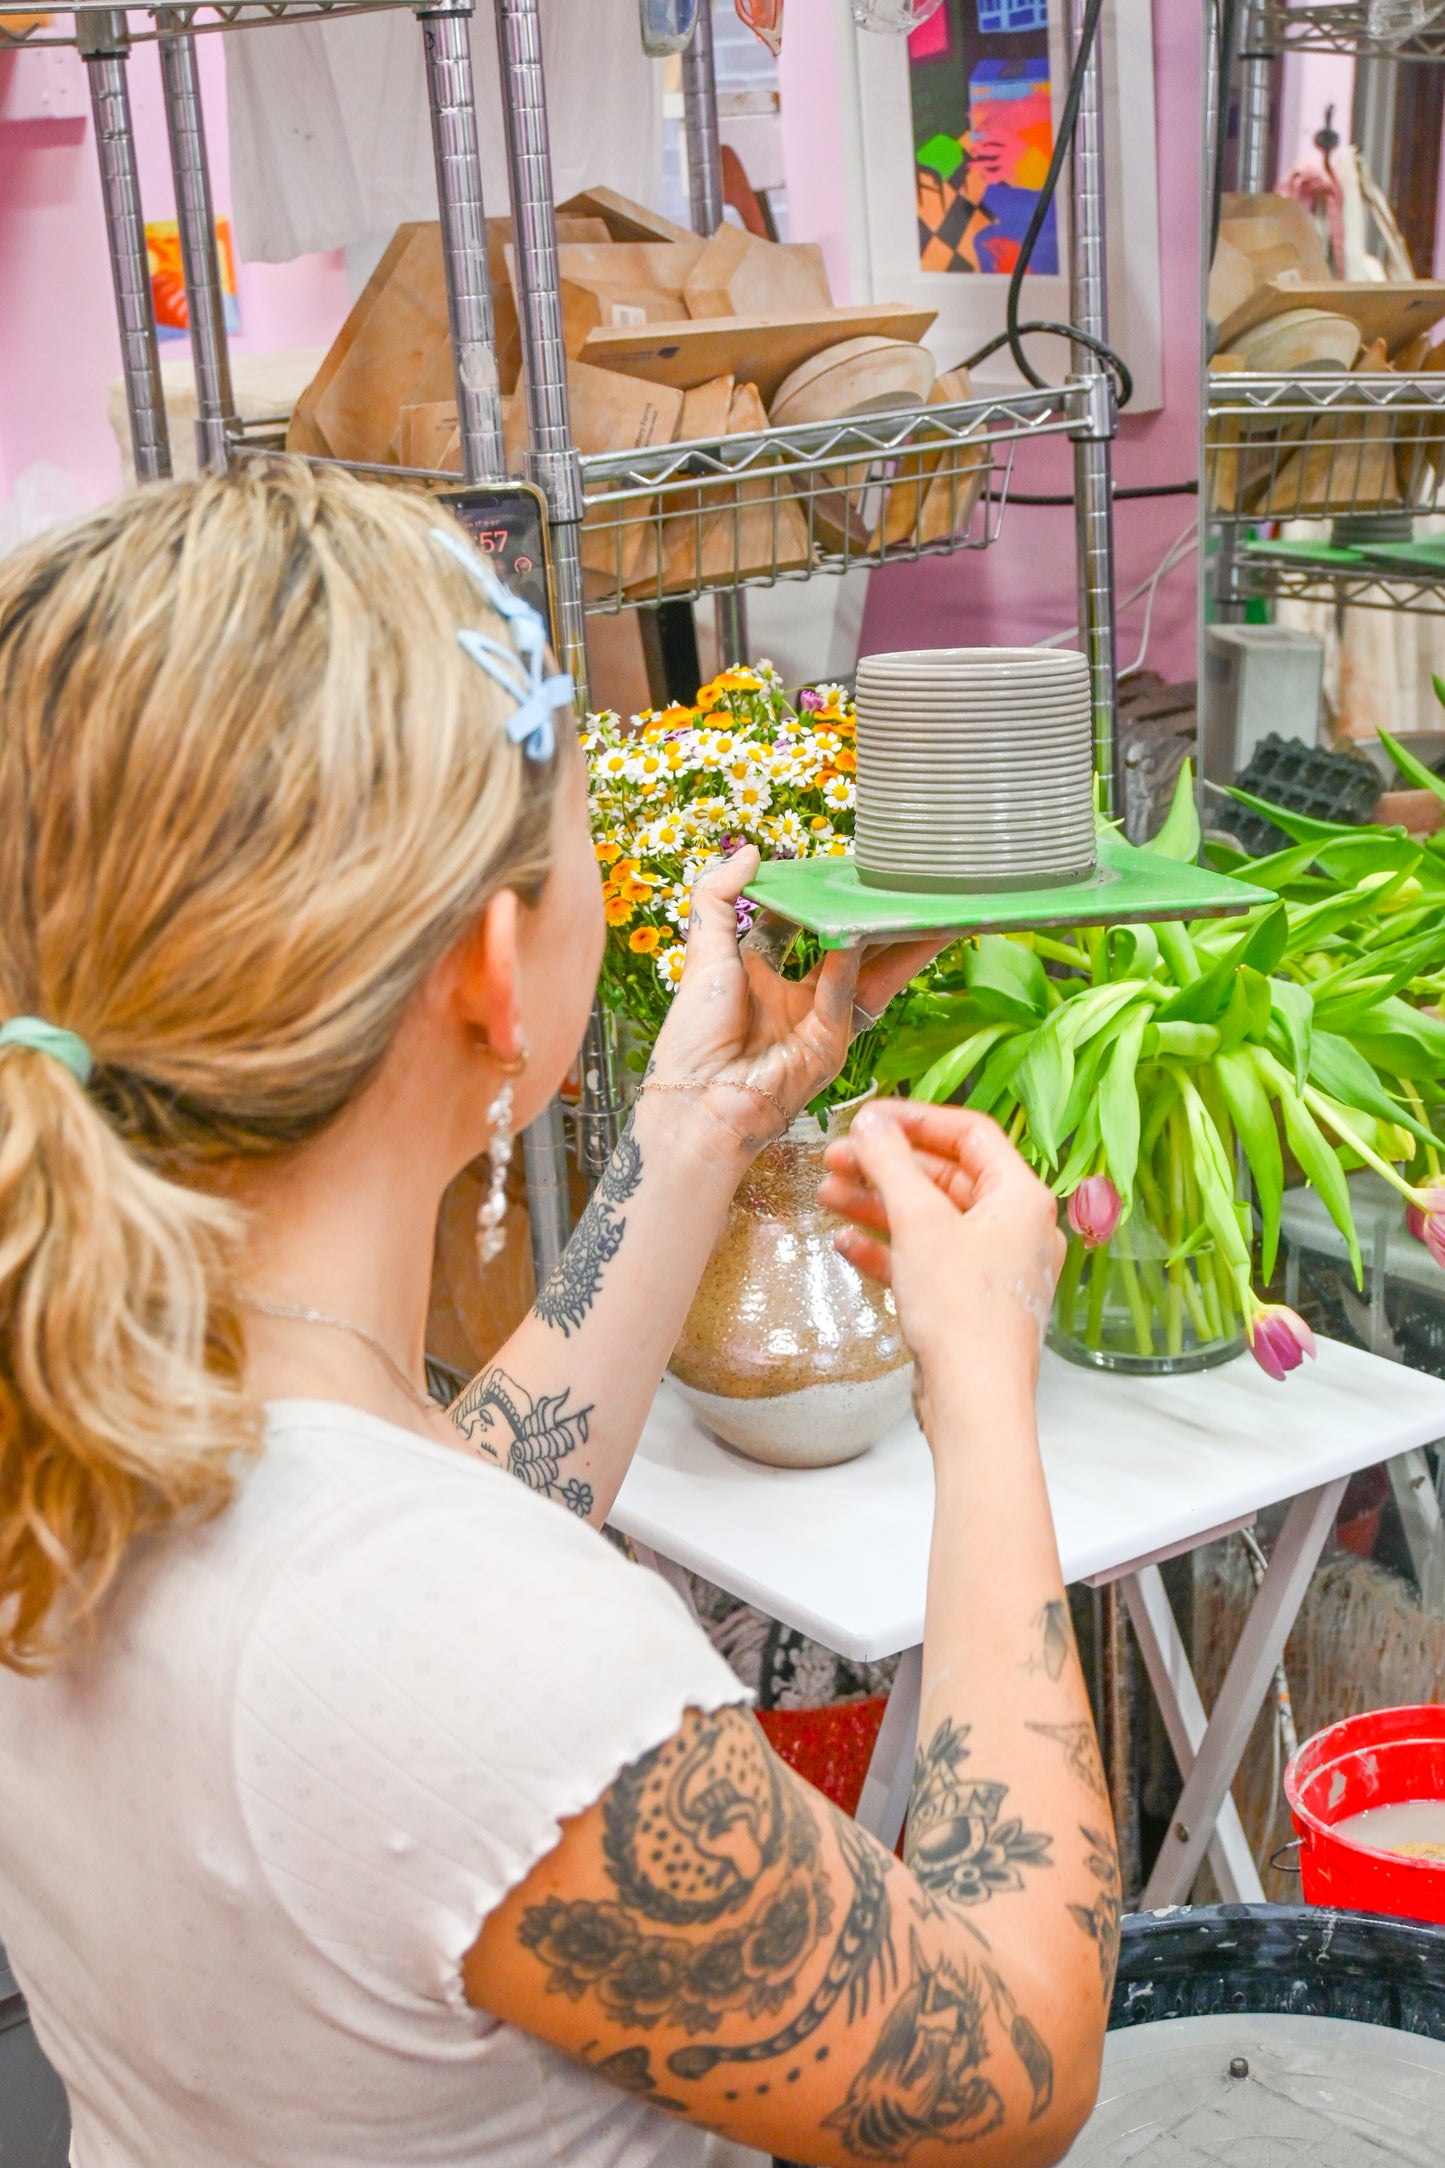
[1027,1719,1109,1802]
[904,1718,1052,1907]
[668,1819,893,2081]
[823,1930,1022,2159]
[450,1365,595,1517]
[522,1713,842,2038]
[517,1709,1063,2156]
[534,1122,643,1336]
[1067,1826,1121,2004]
[1024,1600,1075,1681]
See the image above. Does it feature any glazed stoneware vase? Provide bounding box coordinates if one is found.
[668,1093,914,1467]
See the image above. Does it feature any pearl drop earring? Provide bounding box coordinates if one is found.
[476,1081,514,1266]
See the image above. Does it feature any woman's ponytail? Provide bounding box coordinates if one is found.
[0,1042,254,1671]
[0,459,560,1670]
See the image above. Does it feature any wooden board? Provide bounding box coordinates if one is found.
[682,224,832,320]
[557,186,697,246]
[581,306,938,401]
[1217,278,1445,357]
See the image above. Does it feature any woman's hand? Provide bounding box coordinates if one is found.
[646,848,942,1149]
[819,1099,1065,1425]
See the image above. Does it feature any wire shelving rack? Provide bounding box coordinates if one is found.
[4,0,1122,1268]
[1211,3,1445,618]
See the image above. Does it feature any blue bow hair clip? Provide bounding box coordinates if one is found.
[431,526,574,762]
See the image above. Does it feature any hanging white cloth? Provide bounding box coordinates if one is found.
[225,0,665,266]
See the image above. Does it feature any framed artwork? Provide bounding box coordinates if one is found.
[823,0,1163,410]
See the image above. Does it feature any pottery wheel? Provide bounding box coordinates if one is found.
[1061,2012,1445,2165]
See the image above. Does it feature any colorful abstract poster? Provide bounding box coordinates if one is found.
[908,0,1057,278]
[146,217,241,342]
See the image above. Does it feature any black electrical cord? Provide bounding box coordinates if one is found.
[1006,481,1199,505]
[953,0,1133,408]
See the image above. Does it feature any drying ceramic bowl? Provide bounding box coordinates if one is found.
[771,336,937,426]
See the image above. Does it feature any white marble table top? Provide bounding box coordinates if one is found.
[610,1340,1445,1662]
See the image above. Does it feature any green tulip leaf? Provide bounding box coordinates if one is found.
[966,1031,1033,1118]
[1379,725,1445,808]
[966,935,1049,1023]
[1226,786,1399,849]
[1143,761,1202,864]
[1254,1052,1364,1286]
[1267,976,1313,1093]
[1155,919,1203,987]
[910,1025,1011,1106]
[1216,1048,1284,1280]
[1312,833,1423,885]
[1055,1098,1104,1198]
[1215,965,1273,1054]
[1098,1008,1147,1214]
[1107,924,1161,980]
[1015,1027,1074,1169]
[1307,1030,1435,1149]
[1179,1079,1253,1275]
[1346,995,1445,1082]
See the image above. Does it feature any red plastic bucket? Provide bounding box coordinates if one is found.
[1285,1704,1445,1924]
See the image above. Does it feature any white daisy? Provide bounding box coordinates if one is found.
[656,943,688,989]
[822,775,855,812]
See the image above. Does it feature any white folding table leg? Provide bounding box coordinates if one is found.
[1141,1476,1346,1910]
[1388,1448,1445,1614]
[855,1643,923,1850]
[1123,1566,1264,1903]
[630,1542,702,1621]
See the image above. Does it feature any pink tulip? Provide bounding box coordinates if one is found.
[1406,1187,1445,1270]
[1067,1175,1122,1250]
[1248,1303,1317,1383]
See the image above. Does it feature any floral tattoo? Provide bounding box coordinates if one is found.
[450,1365,595,1518]
[904,1718,1053,1907]
[535,1124,643,1337]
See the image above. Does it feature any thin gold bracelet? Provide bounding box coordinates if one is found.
[638,1076,793,1128]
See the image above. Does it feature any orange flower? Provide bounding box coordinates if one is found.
[834,746,856,773]
[605,896,634,927]
[622,878,656,903]
[595,837,623,866]
[611,858,641,884]
[628,925,662,954]
[659,703,695,728]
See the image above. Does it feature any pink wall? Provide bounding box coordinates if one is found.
[781,0,1202,684]
[0,36,348,505]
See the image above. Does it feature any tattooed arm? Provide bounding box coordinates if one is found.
[451,850,939,1527]
[463,1107,1113,2165]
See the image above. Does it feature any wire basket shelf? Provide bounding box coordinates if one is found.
[1206,371,1445,525]
[575,386,1076,615]
[0,1,403,49]
[1252,1,1445,58]
[1235,547,1445,615]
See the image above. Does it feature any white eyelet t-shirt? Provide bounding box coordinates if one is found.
[0,1401,753,2167]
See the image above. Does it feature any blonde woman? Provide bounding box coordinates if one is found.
[0,462,1114,2168]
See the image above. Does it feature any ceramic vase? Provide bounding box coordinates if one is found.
[668,1094,914,1466]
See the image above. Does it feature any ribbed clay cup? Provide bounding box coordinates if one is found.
[854,646,1095,893]
[667,1093,914,1467]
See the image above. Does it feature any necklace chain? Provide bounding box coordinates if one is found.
[242,1296,439,1417]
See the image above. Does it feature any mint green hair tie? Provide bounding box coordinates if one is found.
[0,1017,94,1086]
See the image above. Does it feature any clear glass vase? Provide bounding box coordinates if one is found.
[1048,1196,1247,1376]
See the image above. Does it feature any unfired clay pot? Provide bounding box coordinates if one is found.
[668,1093,914,1467]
